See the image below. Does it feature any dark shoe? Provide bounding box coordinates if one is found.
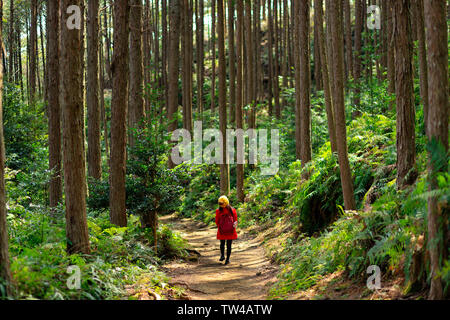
[224,258,230,265]
[219,255,225,262]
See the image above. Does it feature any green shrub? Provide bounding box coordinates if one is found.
[6,208,187,300]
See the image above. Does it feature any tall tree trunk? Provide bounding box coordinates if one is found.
[30,0,37,101]
[154,0,160,93]
[315,0,337,153]
[102,0,112,88]
[353,0,362,108]
[380,0,388,78]
[267,0,273,117]
[80,1,86,171]
[0,8,12,294]
[129,0,145,144]
[251,0,258,128]
[293,0,301,159]
[143,0,150,114]
[16,18,23,100]
[288,0,294,88]
[26,15,30,104]
[110,0,130,227]
[61,0,90,254]
[47,0,62,208]
[168,0,181,168]
[217,0,229,195]
[415,0,428,134]
[299,0,312,168]
[236,0,244,202]
[344,0,353,83]
[328,0,356,210]
[199,0,205,118]
[244,0,253,126]
[386,0,395,102]
[210,0,216,113]
[228,0,235,125]
[195,0,203,118]
[99,25,109,165]
[162,0,169,111]
[424,0,449,300]
[256,0,263,106]
[87,0,102,180]
[273,0,280,118]
[8,0,13,83]
[181,0,193,132]
[180,0,186,128]
[393,0,415,189]
[188,0,193,126]
[39,10,47,100]
[313,0,322,91]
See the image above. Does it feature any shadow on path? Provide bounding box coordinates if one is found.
[160,214,279,300]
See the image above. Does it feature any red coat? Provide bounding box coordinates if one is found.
[215,207,238,240]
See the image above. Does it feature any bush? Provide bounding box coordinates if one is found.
[88,118,186,225]
[6,207,187,300]
[3,83,47,171]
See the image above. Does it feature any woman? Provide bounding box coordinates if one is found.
[215,196,238,265]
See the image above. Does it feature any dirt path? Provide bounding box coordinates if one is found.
[160,214,279,300]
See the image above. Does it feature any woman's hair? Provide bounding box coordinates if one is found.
[219,204,233,213]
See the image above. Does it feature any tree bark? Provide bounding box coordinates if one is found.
[299,0,312,168]
[313,0,322,91]
[47,0,62,208]
[293,0,301,159]
[344,0,353,83]
[16,18,23,100]
[162,0,169,110]
[195,0,204,118]
[0,14,12,295]
[315,0,337,153]
[236,0,244,202]
[99,23,109,165]
[8,0,14,83]
[267,0,274,117]
[110,0,130,227]
[210,0,216,113]
[424,0,449,300]
[181,0,193,132]
[273,0,280,118]
[217,0,229,195]
[30,0,37,101]
[39,10,47,100]
[393,0,415,189]
[244,0,253,126]
[251,0,258,128]
[61,0,91,254]
[102,0,112,88]
[228,0,235,125]
[353,0,363,108]
[87,0,102,180]
[129,0,145,143]
[414,0,428,134]
[328,0,356,210]
[168,0,181,168]
[386,0,395,101]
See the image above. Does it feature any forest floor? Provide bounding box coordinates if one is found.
[159,214,279,300]
[127,214,426,300]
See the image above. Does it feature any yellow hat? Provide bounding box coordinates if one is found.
[218,195,229,207]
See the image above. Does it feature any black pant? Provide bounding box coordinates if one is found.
[220,240,233,259]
